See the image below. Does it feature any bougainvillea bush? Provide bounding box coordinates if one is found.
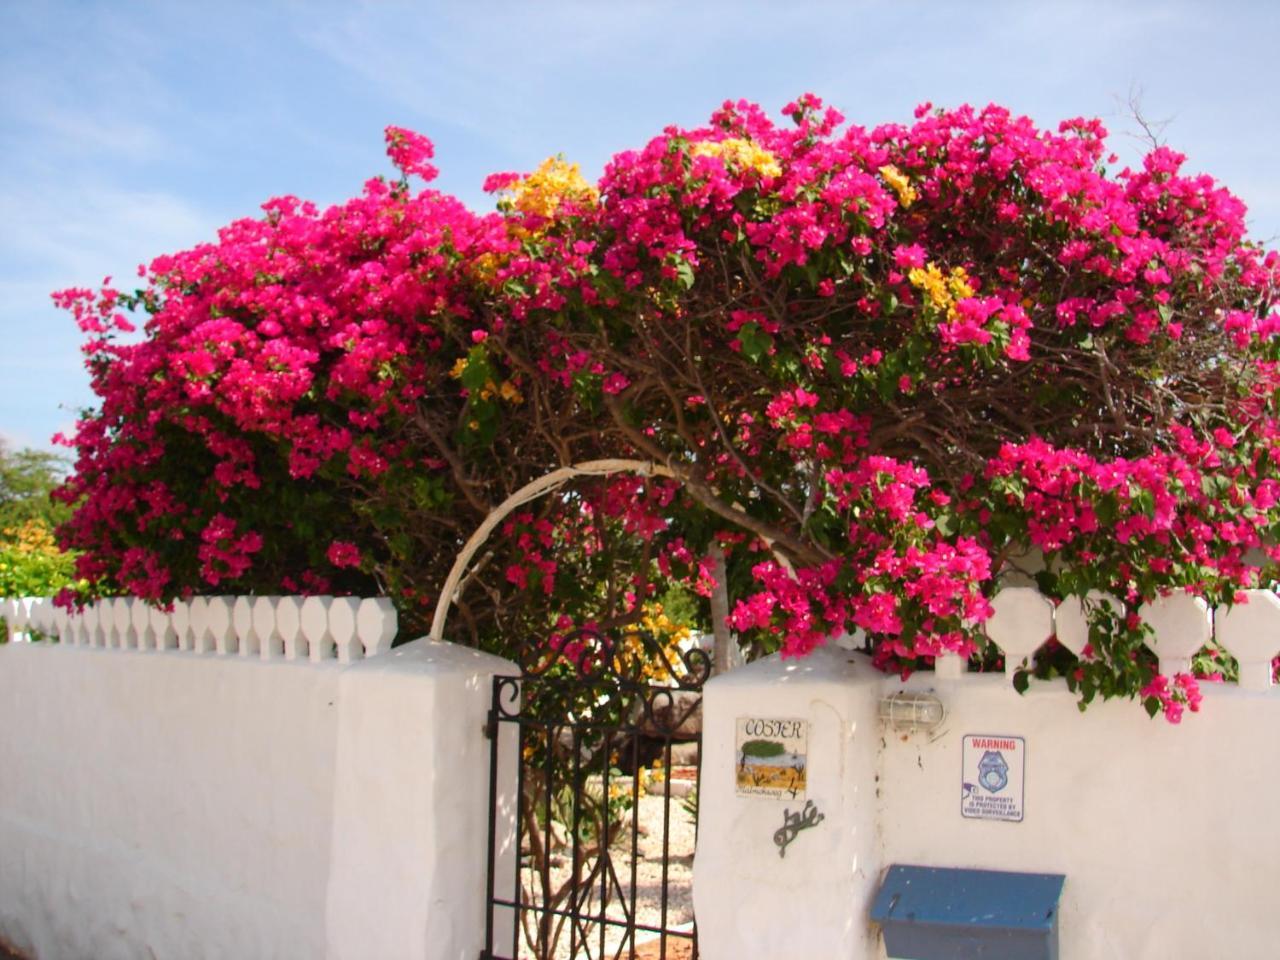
[54,98,1280,719]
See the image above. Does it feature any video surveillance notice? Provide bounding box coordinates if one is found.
[961,734,1025,822]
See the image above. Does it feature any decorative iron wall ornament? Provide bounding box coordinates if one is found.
[773,799,825,859]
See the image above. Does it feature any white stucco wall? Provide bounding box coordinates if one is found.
[879,673,1280,959]
[0,637,514,960]
[693,651,1280,960]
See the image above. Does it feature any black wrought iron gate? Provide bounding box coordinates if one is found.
[481,628,709,960]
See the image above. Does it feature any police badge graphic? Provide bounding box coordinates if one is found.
[977,749,1009,793]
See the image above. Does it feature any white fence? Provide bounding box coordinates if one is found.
[949,585,1280,689]
[0,594,398,663]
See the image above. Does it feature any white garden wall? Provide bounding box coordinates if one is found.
[0,598,516,960]
[5,585,1277,959]
[694,588,1280,960]
[879,673,1279,959]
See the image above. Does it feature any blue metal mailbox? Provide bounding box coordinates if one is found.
[870,864,1066,960]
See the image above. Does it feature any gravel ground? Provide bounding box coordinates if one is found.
[517,784,697,960]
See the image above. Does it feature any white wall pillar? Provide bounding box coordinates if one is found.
[324,639,517,960]
[692,645,883,960]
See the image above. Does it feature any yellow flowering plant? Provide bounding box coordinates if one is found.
[0,519,80,606]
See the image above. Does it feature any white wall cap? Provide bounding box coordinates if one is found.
[300,596,335,663]
[276,596,303,660]
[1055,592,1121,656]
[356,597,397,657]
[987,587,1055,669]
[1215,589,1280,690]
[329,597,361,664]
[1141,590,1211,675]
[208,597,235,655]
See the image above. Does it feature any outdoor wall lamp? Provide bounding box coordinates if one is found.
[878,691,946,733]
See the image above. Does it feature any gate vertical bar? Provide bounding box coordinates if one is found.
[511,718,528,960]
[482,677,501,958]
[628,726,641,959]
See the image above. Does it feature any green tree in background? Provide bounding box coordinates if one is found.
[0,444,69,530]
[0,444,77,604]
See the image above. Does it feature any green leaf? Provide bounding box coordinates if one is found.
[1201,474,1232,500]
[1132,488,1155,517]
[738,322,772,362]
[460,346,492,391]
[675,260,696,291]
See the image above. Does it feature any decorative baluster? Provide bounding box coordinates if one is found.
[1054,591,1121,657]
[1216,589,1280,691]
[132,599,154,652]
[209,597,235,655]
[934,653,966,679]
[112,598,134,649]
[277,597,304,661]
[14,598,33,643]
[171,599,192,652]
[356,597,398,657]
[40,600,59,639]
[987,587,1055,676]
[253,596,283,660]
[83,602,102,647]
[28,598,49,640]
[54,604,71,644]
[150,604,177,652]
[189,597,212,654]
[328,598,361,664]
[24,597,42,642]
[1140,590,1211,677]
[39,598,57,640]
[0,598,14,643]
[300,596,335,662]
[232,596,259,657]
[72,605,89,645]
[65,604,82,645]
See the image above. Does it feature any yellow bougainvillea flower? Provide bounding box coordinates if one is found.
[470,251,501,284]
[878,164,918,207]
[909,262,975,319]
[616,603,694,683]
[947,266,974,302]
[691,138,782,179]
[501,156,599,222]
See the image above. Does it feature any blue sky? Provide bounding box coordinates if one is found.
[3,0,1278,454]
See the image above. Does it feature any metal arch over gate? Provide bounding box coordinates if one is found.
[481,628,710,960]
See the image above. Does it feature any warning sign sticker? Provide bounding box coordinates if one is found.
[961,734,1025,822]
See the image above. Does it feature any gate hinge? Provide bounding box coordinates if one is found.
[483,713,497,740]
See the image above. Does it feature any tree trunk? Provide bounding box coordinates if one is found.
[709,542,733,675]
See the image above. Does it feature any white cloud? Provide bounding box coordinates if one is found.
[0,183,215,291]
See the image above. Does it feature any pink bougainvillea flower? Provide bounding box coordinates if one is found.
[384,126,438,182]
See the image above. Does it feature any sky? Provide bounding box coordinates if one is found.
[2,0,1278,455]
